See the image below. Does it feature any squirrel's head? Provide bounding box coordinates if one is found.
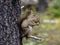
[28,14,40,26]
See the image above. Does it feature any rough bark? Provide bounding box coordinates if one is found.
[0,0,21,45]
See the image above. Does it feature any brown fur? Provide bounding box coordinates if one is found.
[17,11,40,39]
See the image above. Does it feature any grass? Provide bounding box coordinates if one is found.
[22,1,60,44]
[22,13,60,45]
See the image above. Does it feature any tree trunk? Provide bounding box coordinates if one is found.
[0,0,22,45]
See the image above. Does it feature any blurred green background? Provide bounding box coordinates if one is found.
[22,0,60,45]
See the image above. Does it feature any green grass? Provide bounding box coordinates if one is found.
[22,0,60,44]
